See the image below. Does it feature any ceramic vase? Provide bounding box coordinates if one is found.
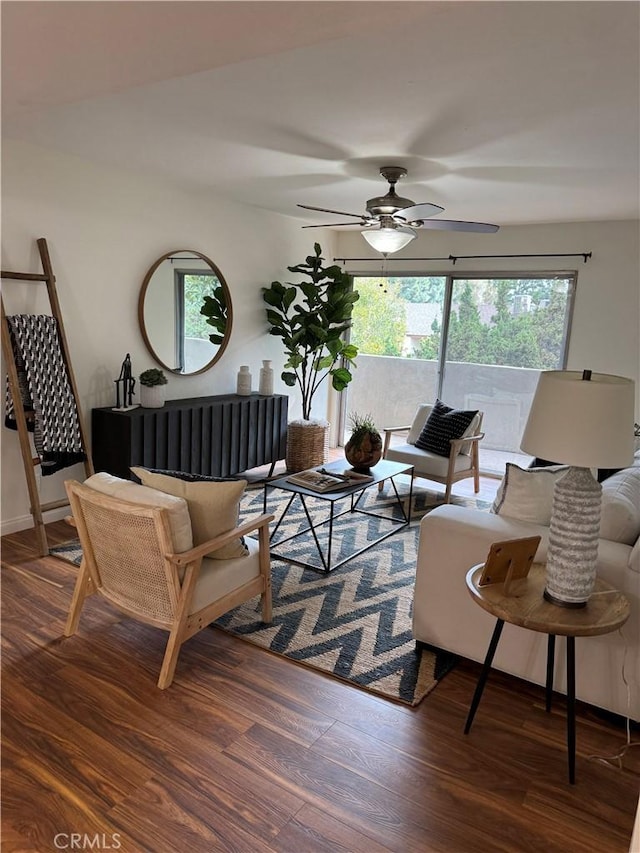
[236,365,252,396]
[259,360,274,395]
[140,384,166,408]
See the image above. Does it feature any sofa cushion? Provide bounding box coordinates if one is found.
[599,467,640,545]
[415,399,478,456]
[131,467,248,559]
[190,538,260,614]
[491,463,568,525]
[84,472,193,553]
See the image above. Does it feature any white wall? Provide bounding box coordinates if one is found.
[1,140,334,532]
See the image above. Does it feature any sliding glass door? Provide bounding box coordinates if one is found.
[343,272,575,475]
[439,275,575,471]
[345,274,446,436]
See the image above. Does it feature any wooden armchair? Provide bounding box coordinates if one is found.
[379,404,484,503]
[64,479,272,688]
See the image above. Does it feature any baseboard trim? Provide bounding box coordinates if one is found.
[1,506,69,537]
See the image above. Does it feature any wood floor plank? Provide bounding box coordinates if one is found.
[2,754,139,853]
[2,678,153,810]
[309,720,632,853]
[312,719,527,801]
[41,667,247,775]
[107,768,297,853]
[32,666,307,842]
[272,803,395,853]
[224,722,503,853]
[1,822,51,853]
[523,779,638,849]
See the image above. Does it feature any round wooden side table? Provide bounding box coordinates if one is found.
[463,562,630,784]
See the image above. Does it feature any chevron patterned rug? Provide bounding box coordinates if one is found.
[49,479,490,705]
[215,483,490,705]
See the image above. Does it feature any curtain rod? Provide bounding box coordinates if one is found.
[333,252,592,265]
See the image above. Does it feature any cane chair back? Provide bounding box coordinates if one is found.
[68,483,180,626]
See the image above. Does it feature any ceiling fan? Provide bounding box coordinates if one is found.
[298,166,499,254]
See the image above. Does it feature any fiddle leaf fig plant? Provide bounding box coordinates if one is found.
[200,284,228,345]
[263,243,359,420]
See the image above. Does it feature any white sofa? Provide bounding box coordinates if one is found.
[413,462,640,720]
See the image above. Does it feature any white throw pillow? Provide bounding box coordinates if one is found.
[407,405,433,445]
[491,464,568,525]
[599,467,640,545]
[84,472,193,552]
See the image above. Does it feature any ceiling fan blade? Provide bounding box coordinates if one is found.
[297,203,369,219]
[393,202,444,222]
[302,222,365,228]
[415,219,499,233]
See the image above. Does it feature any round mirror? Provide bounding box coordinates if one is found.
[138,250,232,375]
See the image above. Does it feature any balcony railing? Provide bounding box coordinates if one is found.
[343,355,538,475]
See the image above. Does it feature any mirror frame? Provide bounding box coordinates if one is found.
[138,249,233,376]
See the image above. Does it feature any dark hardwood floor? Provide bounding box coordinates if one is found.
[3,503,639,852]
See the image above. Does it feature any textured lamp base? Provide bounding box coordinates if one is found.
[543,588,588,609]
[544,466,602,608]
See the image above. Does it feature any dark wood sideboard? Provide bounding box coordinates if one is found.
[91,393,288,480]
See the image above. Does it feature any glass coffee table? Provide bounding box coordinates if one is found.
[263,459,413,573]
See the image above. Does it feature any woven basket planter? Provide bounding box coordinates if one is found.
[286,419,330,472]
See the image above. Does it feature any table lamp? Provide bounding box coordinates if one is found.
[520,370,635,607]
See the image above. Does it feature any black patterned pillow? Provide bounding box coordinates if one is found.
[415,399,478,457]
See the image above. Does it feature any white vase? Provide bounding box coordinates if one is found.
[140,384,166,408]
[259,360,274,395]
[236,365,252,396]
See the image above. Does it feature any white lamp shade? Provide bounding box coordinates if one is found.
[520,370,635,469]
[361,226,416,254]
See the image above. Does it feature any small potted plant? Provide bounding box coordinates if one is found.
[139,368,168,408]
[344,412,383,472]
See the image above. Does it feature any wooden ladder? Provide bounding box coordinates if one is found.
[1,238,94,556]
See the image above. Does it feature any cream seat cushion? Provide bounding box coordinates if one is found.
[131,467,248,559]
[190,538,261,614]
[84,472,193,552]
[385,444,474,477]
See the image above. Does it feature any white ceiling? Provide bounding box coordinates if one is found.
[2,1,639,228]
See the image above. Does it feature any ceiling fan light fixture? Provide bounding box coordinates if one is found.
[361,225,417,254]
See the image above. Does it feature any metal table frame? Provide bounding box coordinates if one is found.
[263,460,413,573]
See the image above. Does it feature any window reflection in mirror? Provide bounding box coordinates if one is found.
[138,250,232,375]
